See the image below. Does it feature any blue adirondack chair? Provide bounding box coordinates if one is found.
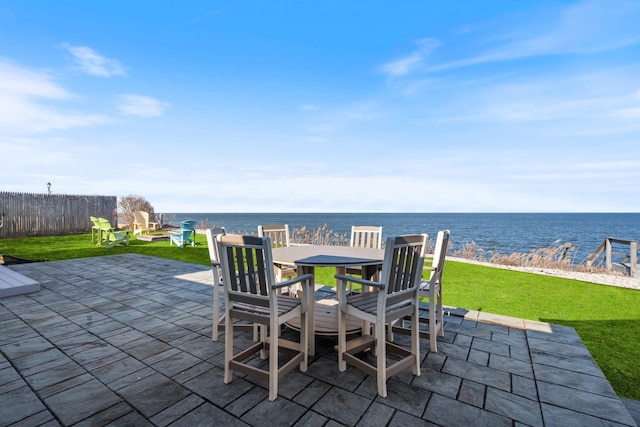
[170,220,197,248]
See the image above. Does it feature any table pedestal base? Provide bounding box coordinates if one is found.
[285,299,363,336]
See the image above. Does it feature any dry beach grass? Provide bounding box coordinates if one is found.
[450,256,640,290]
[450,238,640,290]
[144,222,640,291]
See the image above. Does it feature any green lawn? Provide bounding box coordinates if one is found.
[2,233,639,399]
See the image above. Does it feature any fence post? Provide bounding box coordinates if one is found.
[605,238,612,272]
[631,241,638,278]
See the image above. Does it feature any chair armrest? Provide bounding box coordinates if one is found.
[273,273,314,311]
[334,274,384,289]
[272,273,313,290]
[423,266,437,271]
[335,274,383,309]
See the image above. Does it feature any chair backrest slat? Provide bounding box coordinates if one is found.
[134,211,153,227]
[205,227,226,287]
[380,234,427,300]
[351,225,383,249]
[181,220,197,232]
[98,217,114,230]
[255,248,268,295]
[205,227,226,265]
[431,230,450,277]
[217,234,277,307]
[423,230,450,291]
[258,224,290,248]
[224,245,239,291]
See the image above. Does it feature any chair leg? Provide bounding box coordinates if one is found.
[338,307,347,372]
[412,307,421,376]
[268,317,278,401]
[224,314,233,384]
[430,300,438,352]
[375,318,387,398]
[260,324,268,360]
[300,309,308,372]
[437,289,445,337]
[212,286,221,341]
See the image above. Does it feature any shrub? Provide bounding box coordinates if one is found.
[118,194,155,229]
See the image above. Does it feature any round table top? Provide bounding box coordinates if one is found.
[272,245,384,267]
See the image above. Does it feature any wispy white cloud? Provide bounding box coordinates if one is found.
[300,104,319,111]
[380,52,423,77]
[427,0,640,73]
[381,0,640,78]
[63,44,127,77]
[298,136,329,143]
[0,59,71,98]
[416,63,640,141]
[0,58,110,133]
[380,38,440,77]
[388,77,440,98]
[571,160,640,171]
[608,107,640,119]
[182,8,227,26]
[305,101,382,133]
[117,94,169,117]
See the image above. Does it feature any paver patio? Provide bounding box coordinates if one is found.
[0,254,637,426]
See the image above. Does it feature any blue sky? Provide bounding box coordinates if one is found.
[1,1,639,213]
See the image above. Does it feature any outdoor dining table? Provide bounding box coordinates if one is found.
[271,245,385,355]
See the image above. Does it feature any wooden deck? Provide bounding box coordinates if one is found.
[0,264,40,297]
[135,233,170,242]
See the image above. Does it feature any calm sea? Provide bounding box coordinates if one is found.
[161,212,639,263]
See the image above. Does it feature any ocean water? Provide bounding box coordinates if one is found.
[160,212,639,263]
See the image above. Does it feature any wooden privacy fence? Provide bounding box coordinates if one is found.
[0,192,116,238]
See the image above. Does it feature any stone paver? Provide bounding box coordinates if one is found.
[117,372,192,418]
[0,383,50,425]
[623,398,640,426]
[0,254,637,426]
[43,378,122,425]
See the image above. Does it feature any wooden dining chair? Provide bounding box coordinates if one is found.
[350,225,383,249]
[258,224,298,298]
[336,234,427,398]
[216,234,313,401]
[394,230,450,352]
[205,227,257,342]
[343,226,383,291]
